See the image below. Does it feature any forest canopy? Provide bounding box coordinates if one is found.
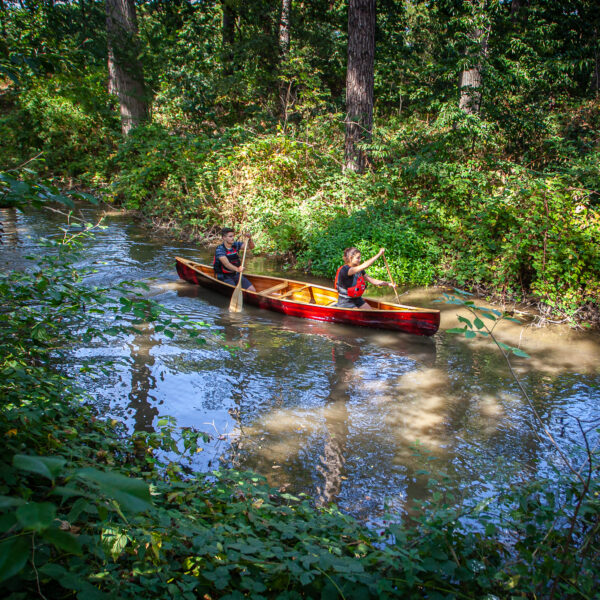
[1,0,599,321]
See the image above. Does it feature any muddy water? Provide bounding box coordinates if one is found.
[2,206,599,523]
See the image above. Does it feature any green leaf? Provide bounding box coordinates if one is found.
[75,468,152,513]
[473,317,484,329]
[0,495,26,509]
[0,535,30,583]
[13,454,66,482]
[101,526,129,560]
[503,316,522,324]
[42,527,83,555]
[446,327,468,334]
[16,502,56,532]
[458,315,473,328]
[511,348,530,358]
[479,312,497,321]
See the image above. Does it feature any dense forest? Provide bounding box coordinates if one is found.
[1,1,600,598]
[1,0,598,323]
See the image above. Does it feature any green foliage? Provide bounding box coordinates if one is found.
[304,199,440,286]
[1,70,119,180]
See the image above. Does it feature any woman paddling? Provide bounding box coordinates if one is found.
[334,247,396,310]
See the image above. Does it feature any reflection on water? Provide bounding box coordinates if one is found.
[2,205,600,523]
[127,327,159,433]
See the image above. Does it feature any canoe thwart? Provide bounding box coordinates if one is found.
[259,282,288,296]
[279,284,310,299]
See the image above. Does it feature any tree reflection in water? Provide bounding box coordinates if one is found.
[126,327,160,433]
[314,342,358,505]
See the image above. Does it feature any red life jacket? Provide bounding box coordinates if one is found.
[335,265,367,298]
[213,242,242,275]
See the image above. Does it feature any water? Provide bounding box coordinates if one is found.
[2,205,599,523]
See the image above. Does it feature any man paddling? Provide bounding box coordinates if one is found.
[213,227,257,292]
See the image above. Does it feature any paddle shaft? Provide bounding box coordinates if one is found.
[382,254,401,303]
[228,239,249,312]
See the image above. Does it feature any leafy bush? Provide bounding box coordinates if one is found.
[303,199,441,286]
[2,70,119,181]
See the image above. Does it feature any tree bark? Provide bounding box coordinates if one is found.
[278,0,292,118]
[344,0,376,173]
[459,64,483,114]
[279,0,291,58]
[459,20,489,115]
[106,0,149,136]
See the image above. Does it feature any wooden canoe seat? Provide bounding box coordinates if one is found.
[279,284,310,299]
[259,282,288,296]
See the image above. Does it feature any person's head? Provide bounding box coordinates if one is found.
[221,227,235,246]
[343,247,362,267]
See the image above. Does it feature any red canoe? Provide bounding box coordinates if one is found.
[175,257,440,336]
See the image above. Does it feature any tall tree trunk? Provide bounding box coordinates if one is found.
[222,0,236,77]
[278,0,292,119]
[458,9,489,115]
[459,62,483,114]
[279,0,291,57]
[344,0,376,173]
[106,0,148,136]
[592,25,600,95]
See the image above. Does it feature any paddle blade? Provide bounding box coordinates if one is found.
[229,285,243,312]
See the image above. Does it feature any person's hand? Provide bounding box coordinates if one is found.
[238,266,244,273]
[388,282,396,288]
[243,231,252,239]
[378,248,385,256]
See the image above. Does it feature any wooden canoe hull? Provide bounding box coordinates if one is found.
[175,257,440,336]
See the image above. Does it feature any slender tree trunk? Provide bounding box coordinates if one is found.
[106,0,149,136]
[279,0,291,57]
[593,25,600,95]
[344,0,376,173]
[459,12,489,115]
[278,0,292,119]
[222,0,236,77]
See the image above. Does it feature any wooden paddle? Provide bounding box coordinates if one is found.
[229,239,249,313]
[382,253,401,304]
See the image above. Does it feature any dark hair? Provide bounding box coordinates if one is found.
[343,247,360,264]
[221,227,235,237]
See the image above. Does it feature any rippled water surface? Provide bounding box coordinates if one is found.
[2,206,599,523]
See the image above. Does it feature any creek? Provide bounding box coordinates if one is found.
[2,205,599,525]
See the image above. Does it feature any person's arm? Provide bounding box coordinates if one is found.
[365,274,395,287]
[348,248,385,276]
[219,255,243,273]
